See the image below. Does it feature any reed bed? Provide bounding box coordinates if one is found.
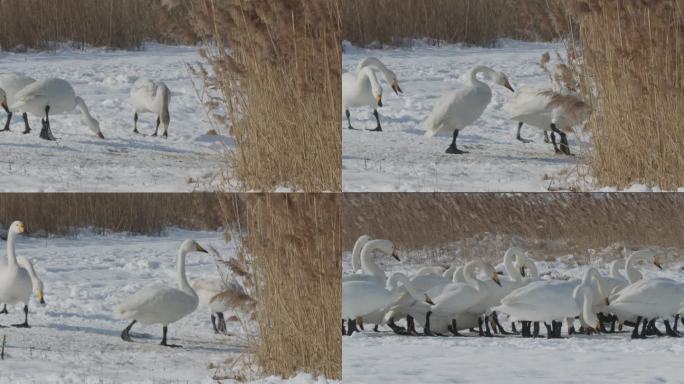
[342,193,684,262]
[342,0,569,47]
[242,193,340,379]
[565,0,684,189]
[0,193,236,235]
[0,0,187,51]
[166,0,341,191]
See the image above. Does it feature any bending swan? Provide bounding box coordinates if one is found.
[342,67,384,131]
[11,78,104,141]
[130,79,171,138]
[113,239,208,347]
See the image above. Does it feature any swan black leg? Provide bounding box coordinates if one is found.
[424,311,434,336]
[2,111,12,131]
[544,130,550,143]
[407,315,417,335]
[11,304,30,328]
[39,105,55,141]
[630,317,642,339]
[640,318,649,338]
[387,317,406,334]
[449,319,464,336]
[544,322,553,338]
[492,311,512,335]
[648,319,663,336]
[153,116,160,137]
[160,325,182,347]
[22,113,30,134]
[511,322,518,334]
[366,109,382,132]
[609,316,616,333]
[211,313,219,334]
[217,312,227,334]
[664,319,681,337]
[373,324,380,332]
[533,321,540,338]
[483,315,493,337]
[446,129,468,154]
[550,131,561,153]
[0,304,7,314]
[346,110,358,130]
[121,319,137,341]
[346,319,358,336]
[550,123,572,156]
[674,315,680,332]
[133,112,139,134]
[516,122,532,143]
[521,321,530,338]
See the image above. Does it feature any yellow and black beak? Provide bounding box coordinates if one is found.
[492,273,502,286]
[605,297,610,306]
[376,95,383,107]
[654,257,663,270]
[424,294,435,305]
[38,291,45,305]
[391,251,400,262]
[97,131,105,139]
[504,79,515,92]
[519,265,527,277]
[17,223,26,234]
[391,80,403,95]
[196,244,208,253]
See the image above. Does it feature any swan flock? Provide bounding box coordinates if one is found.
[0,73,173,141]
[2,220,247,348]
[342,54,589,156]
[343,236,684,340]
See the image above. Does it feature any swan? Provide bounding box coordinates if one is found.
[424,65,514,154]
[11,78,104,141]
[342,66,384,131]
[493,268,609,338]
[0,221,33,327]
[0,73,36,133]
[113,239,208,347]
[609,277,683,338]
[425,260,501,336]
[342,271,431,336]
[0,255,46,314]
[349,235,373,273]
[623,249,659,284]
[356,57,403,95]
[342,239,400,284]
[502,88,589,155]
[130,79,171,138]
[191,277,250,335]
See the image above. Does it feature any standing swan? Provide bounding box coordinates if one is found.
[0,73,36,133]
[113,239,208,347]
[11,78,104,141]
[1,256,46,314]
[425,66,514,154]
[0,221,33,327]
[342,67,384,131]
[130,79,171,138]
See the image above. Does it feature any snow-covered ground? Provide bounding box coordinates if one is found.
[343,245,684,383]
[342,40,593,192]
[0,228,318,384]
[0,44,233,192]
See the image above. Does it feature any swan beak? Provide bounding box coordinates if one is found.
[519,266,527,277]
[17,223,25,234]
[196,244,208,253]
[424,294,435,305]
[605,297,610,306]
[376,95,383,107]
[97,131,105,139]
[391,252,400,262]
[654,257,663,270]
[38,291,45,305]
[504,80,515,92]
[391,80,403,95]
[492,273,502,286]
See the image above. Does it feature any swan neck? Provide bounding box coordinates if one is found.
[609,260,625,280]
[358,58,391,82]
[359,67,381,89]
[360,243,386,283]
[581,288,594,324]
[6,231,18,268]
[464,262,483,291]
[467,66,494,87]
[504,249,523,282]
[176,249,194,295]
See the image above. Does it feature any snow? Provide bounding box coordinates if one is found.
[0,228,323,383]
[0,44,232,192]
[342,245,684,383]
[342,40,594,192]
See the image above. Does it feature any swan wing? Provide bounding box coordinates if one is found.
[114,285,197,324]
[424,86,489,137]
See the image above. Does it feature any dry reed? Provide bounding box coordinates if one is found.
[343,193,684,263]
[0,0,192,51]
[342,0,570,47]
[242,193,340,379]
[564,0,684,189]
[166,0,341,191]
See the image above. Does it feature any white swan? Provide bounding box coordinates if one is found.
[494,268,609,337]
[424,65,514,154]
[342,66,384,131]
[342,271,430,336]
[609,277,684,338]
[191,277,250,335]
[0,221,33,327]
[350,234,373,273]
[623,249,659,284]
[11,78,104,140]
[0,73,36,133]
[0,255,46,314]
[502,88,589,155]
[113,239,208,347]
[130,79,171,138]
[342,239,399,284]
[425,260,501,335]
[356,57,403,95]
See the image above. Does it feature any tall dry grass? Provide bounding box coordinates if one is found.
[0,0,191,51]
[565,0,684,189]
[165,0,341,191]
[0,193,238,235]
[241,193,340,379]
[343,193,684,262]
[342,0,570,46]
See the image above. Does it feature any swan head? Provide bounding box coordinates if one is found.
[491,271,502,286]
[87,117,105,139]
[9,221,26,235]
[181,239,208,254]
[493,72,514,92]
[653,255,663,270]
[390,77,403,95]
[0,89,7,113]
